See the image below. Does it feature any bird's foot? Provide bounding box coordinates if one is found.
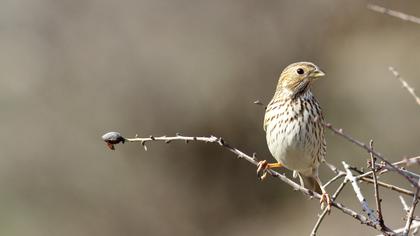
[320,192,332,213]
[256,160,282,180]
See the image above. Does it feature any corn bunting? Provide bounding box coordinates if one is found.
[257,62,331,210]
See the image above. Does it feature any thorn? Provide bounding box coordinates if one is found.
[165,140,171,144]
[141,141,148,151]
[185,140,189,144]
[149,135,155,140]
[135,134,139,138]
[218,138,225,145]
[252,153,257,160]
[176,132,181,136]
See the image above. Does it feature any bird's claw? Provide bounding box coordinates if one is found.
[320,192,332,213]
[256,160,268,180]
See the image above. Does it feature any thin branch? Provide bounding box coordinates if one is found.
[322,160,340,174]
[323,172,346,189]
[389,66,420,106]
[343,161,379,225]
[391,156,420,167]
[377,164,420,181]
[367,4,420,25]
[414,226,419,236]
[349,164,418,199]
[324,122,418,187]
[399,156,420,166]
[310,179,348,236]
[356,156,420,180]
[360,177,418,199]
[400,196,410,213]
[403,183,420,236]
[379,221,420,236]
[102,132,383,231]
[370,140,385,228]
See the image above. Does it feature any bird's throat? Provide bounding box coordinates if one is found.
[291,79,310,100]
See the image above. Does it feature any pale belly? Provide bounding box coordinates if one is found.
[266,119,316,172]
[264,94,324,173]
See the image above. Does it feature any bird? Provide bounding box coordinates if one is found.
[257,61,331,211]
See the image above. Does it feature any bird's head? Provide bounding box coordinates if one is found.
[277,62,325,98]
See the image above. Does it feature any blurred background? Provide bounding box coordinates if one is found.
[1,0,419,235]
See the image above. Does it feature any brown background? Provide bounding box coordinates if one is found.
[1,0,420,235]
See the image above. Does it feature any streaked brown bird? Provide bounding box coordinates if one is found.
[257,61,331,210]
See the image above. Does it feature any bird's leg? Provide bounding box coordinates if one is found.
[256,160,283,180]
[315,176,332,213]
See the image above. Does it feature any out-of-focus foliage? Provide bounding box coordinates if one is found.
[0,0,419,235]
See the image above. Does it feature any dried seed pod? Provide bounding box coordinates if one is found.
[102,132,126,150]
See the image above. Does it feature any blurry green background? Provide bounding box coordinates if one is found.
[1,0,419,235]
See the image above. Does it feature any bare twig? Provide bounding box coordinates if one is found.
[400,196,410,213]
[310,179,348,236]
[399,156,420,166]
[378,164,420,181]
[414,226,419,236]
[391,156,420,167]
[367,4,420,25]
[343,161,379,224]
[370,140,385,228]
[323,172,346,189]
[379,221,420,236]
[403,183,420,236]
[360,177,418,199]
[389,66,420,106]
[102,132,384,231]
[322,160,340,174]
[324,123,418,187]
[356,156,420,180]
[350,163,418,198]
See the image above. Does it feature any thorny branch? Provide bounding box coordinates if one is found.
[102,131,387,233]
[324,122,419,188]
[403,183,420,236]
[343,161,379,225]
[102,128,417,235]
[370,140,385,228]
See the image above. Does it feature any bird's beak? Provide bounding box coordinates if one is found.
[311,68,326,78]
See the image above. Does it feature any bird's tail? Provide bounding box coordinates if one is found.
[298,175,322,194]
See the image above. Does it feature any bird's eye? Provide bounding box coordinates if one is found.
[296,68,304,75]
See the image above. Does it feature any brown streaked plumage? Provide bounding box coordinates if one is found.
[257,61,331,211]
